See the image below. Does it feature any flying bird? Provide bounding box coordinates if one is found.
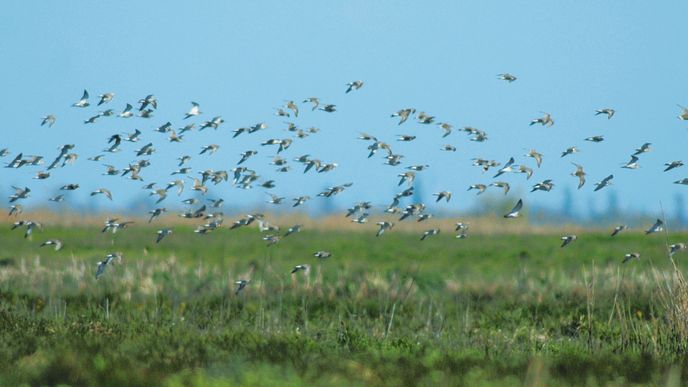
[633,143,651,156]
[41,115,56,127]
[645,219,664,235]
[345,80,364,93]
[498,73,517,82]
[524,149,543,168]
[420,229,440,241]
[677,105,688,120]
[314,251,332,259]
[184,102,201,119]
[595,108,615,119]
[622,253,640,264]
[530,112,554,127]
[72,90,89,108]
[235,280,249,295]
[156,228,172,243]
[611,225,628,237]
[561,147,579,158]
[504,199,523,218]
[664,161,684,172]
[291,264,310,274]
[670,243,686,256]
[594,175,614,191]
[560,235,578,248]
[40,239,63,251]
[571,163,586,189]
[96,253,120,279]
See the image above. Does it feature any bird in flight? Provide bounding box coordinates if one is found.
[595,108,615,119]
[622,253,640,264]
[345,80,364,93]
[498,73,517,82]
[504,199,523,218]
[571,163,586,189]
[184,102,202,119]
[611,225,628,237]
[560,235,578,248]
[594,175,614,191]
[645,219,664,235]
[72,90,90,108]
[530,112,554,127]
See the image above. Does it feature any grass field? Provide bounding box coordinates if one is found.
[1,220,688,386]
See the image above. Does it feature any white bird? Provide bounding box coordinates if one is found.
[119,104,134,118]
[622,155,640,170]
[40,239,63,251]
[493,157,515,178]
[96,253,120,279]
[184,102,202,119]
[72,90,89,108]
[504,199,523,218]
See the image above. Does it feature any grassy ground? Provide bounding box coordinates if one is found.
[0,221,687,386]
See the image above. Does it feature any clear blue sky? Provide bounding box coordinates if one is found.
[1,1,687,218]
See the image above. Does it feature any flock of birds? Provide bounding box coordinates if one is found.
[3,76,688,295]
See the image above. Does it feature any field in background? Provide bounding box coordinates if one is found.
[1,219,688,386]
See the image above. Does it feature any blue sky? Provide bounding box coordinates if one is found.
[1,1,687,218]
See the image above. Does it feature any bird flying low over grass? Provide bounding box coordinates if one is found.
[504,199,523,218]
[291,264,310,274]
[560,235,578,247]
[645,219,664,235]
[622,253,640,264]
[235,280,249,295]
[611,225,628,237]
[40,239,63,251]
[420,229,440,241]
[96,253,121,279]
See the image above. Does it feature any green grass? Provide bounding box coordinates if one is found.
[0,223,687,386]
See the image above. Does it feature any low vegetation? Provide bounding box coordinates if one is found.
[0,223,687,385]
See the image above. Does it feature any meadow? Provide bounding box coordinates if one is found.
[1,219,687,386]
